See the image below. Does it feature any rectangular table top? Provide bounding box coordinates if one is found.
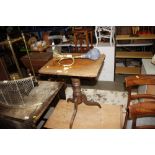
[39,53,105,78]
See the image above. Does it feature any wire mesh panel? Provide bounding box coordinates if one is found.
[0,76,34,106]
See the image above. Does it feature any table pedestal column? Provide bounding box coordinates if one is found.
[67,78,101,128]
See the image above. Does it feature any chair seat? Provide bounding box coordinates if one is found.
[98,35,111,38]
[129,101,155,118]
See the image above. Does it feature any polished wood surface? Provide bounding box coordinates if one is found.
[44,100,122,129]
[125,75,155,87]
[39,54,105,78]
[123,75,155,129]
[116,34,155,40]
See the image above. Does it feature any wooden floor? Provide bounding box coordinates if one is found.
[44,100,123,129]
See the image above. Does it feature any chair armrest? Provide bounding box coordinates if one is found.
[131,94,155,100]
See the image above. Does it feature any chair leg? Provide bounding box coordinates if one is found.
[79,38,83,52]
[90,31,93,48]
[123,111,129,129]
[85,32,89,51]
[110,35,112,46]
[95,27,98,46]
[132,118,136,129]
[74,33,78,52]
[96,38,99,46]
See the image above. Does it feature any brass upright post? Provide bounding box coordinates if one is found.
[7,35,23,78]
[21,32,38,86]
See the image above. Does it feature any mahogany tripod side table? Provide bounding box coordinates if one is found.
[39,53,105,128]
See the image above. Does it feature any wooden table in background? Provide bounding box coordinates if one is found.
[21,52,53,73]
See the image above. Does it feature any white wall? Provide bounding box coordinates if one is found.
[96,46,115,81]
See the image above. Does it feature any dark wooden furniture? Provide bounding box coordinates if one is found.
[73,28,93,52]
[21,52,53,73]
[0,55,10,81]
[39,53,105,128]
[123,75,155,129]
[0,81,66,128]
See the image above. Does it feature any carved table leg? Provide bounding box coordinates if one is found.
[67,78,101,128]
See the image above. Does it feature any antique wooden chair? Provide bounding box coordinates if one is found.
[123,75,155,129]
[73,27,93,52]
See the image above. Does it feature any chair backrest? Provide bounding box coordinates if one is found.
[95,26,115,46]
[125,75,155,88]
[125,75,155,103]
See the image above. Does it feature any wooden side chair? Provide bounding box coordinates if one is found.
[123,75,155,129]
[73,27,93,52]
